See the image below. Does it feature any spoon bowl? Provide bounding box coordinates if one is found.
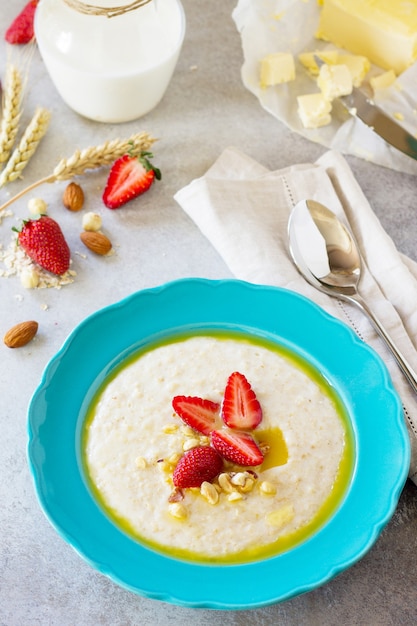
[288,199,417,394]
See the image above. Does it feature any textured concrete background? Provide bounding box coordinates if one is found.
[1,1,416,624]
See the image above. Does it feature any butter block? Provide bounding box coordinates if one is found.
[260,52,296,87]
[317,0,417,74]
[317,63,353,100]
[370,69,397,90]
[297,93,332,128]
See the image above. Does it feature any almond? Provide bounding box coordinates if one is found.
[63,182,84,212]
[80,231,112,255]
[4,321,39,348]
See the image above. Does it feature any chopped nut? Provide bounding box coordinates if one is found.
[227,491,243,502]
[63,182,84,211]
[200,481,219,504]
[240,477,255,493]
[168,487,184,502]
[183,438,200,451]
[20,267,40,289]
[218,472,234,493]
[230,472,249,487]
[167,452,181,465]
[28,197,47,215]
[259,481,277,496]
[82,211,102,231]
[168,502,188,520]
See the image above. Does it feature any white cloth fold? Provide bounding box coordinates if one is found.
[174,148,417,484]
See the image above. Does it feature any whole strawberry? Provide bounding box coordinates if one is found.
[173,446,223,488]
[14,216,71,275]
[102,151,161,209]
[5,0,39,45]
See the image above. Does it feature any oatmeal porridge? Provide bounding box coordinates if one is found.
[83,332,353,563]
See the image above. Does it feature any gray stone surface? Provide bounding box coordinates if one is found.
[1,1,417,624]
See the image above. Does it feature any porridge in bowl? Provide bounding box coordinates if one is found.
[83,332,353,563]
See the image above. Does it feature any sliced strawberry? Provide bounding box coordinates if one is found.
[102,152,161,209]
[211,429,264,466]
[172,446,223,488]
[172,396,220,435]
[221,371,262,430]
[14,215,70,275]
[5,1,39,45]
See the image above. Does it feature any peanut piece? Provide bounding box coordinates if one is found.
[168,502,188,520]
[259,481,277,495]
[218,473,234,493]
[200,481,219,505]
[183,438,200,451]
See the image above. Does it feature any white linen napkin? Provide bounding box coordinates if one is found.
[174,148,417,485]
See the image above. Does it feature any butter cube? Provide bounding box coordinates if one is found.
[370,70,397,91]
[317,0,417,74]
[337,54,370,87]
[260,52,296,87]
[317,63,353,100]
[298,50,339,75]
[297,93,332,129]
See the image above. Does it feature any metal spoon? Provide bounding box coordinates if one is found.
[288,198,417,394]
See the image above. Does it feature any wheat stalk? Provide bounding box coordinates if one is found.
[0,64,23,165]
[0,130,156,213]
[0,107,51,188]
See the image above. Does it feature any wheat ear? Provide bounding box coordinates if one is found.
[0,131,156,213]
[0,65,23,165]
[0,107,51,188]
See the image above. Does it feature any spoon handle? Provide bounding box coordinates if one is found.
[349,293,417,395]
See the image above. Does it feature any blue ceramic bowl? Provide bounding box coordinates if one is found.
[27,279,409,609]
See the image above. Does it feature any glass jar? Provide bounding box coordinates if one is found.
[34,0,186,122]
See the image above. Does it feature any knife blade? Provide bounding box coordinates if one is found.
[339,88,417,161]
[312,55,417,160]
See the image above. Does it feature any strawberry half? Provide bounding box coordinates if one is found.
[172,446,223,488]
[14,215,70,275]
[221,371,262,430]
[211,429,264,467]
[5,0,39,45]
[102,152,161,209]
[172,396,220,435]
